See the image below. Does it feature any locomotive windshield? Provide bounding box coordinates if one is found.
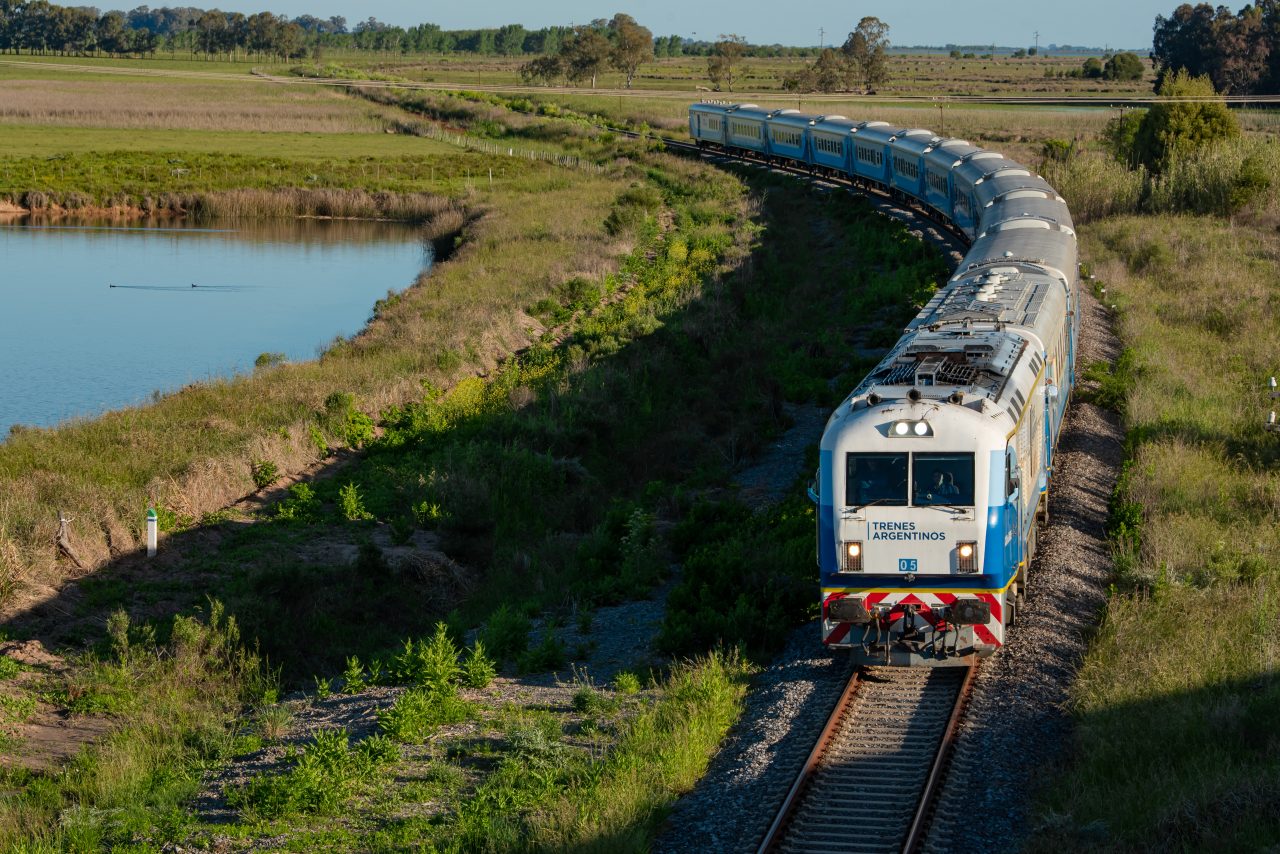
[845,453,908,507]
[912,453,975,506]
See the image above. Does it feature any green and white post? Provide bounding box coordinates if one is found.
[146,508,158,557]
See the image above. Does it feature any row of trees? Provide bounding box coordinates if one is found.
[518,13,653,87]
[0,1,681,59]
[780,17,891,94]
[1153,1,1280,94]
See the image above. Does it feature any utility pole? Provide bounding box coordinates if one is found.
[819,27,824,49]
[1034,31,1040,53]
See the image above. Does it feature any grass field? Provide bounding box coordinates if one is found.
[0,50,1277,850]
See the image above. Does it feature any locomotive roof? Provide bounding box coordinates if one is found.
[853,264,1068,425]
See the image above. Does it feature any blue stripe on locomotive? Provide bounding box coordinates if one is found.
[818,448,836,576]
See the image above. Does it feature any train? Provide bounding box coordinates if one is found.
[688,102,1080,666]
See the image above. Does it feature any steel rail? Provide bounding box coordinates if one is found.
[900,662,978,854]
[756,669,864,854]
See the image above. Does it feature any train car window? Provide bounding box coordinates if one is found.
[845,453,908,507]
[911,453,975,506]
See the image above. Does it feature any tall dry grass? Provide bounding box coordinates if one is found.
[0,77,384,133]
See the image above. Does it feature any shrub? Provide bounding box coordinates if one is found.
[250,459,279,490]
[518,631,566,673]
[1133,70,1239,173]
[462,641,497,689]
[274,482,320,522]
[390,623,461,690]
[377,687,473,743]
[481,604,531,663]
[612,671,641,695]
[254,352,286,369]
[230,727,394,818]
[339,482,372,521]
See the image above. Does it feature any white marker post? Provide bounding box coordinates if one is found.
[146,508,158,557]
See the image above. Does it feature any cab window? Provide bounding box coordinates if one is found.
[912,453,975,506]
[845,453,908,507]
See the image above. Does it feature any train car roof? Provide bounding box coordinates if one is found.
[768,110,813,129]
[810,115,859,132]
[889,129,939,155]
[849,124,897,145]
[981,195,1075,232]
[690,102,759,115]
[728,107,772,121]
[922,139,982,169]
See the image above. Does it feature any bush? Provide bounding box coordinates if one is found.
[231,727,395,818]
[462,641,497,689]
[519,631,566,673]
[481,604,531,663]
[377,687,473,743]
[1103,51,1144,81]
[390,623,461,690]
[1133,70,1239,173]
[250,459,279,490]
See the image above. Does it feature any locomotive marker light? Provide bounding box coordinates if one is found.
[956,541,978,573]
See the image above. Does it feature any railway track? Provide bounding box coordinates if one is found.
[757,664,976,854]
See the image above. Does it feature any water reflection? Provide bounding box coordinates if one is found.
[0,217,431,437]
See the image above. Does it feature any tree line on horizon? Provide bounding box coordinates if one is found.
[0,1,835,61]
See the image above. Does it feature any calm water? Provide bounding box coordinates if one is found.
[0,218,432,437]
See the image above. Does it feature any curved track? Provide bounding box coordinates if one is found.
[757,665,976,854]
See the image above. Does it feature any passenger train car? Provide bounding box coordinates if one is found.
[688,102,1080,666]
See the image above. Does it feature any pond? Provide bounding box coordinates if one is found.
[0,217,432,438]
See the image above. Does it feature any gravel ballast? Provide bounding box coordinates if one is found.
[655,288,1122,852]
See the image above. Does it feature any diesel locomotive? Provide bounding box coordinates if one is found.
[689,102,1079,665]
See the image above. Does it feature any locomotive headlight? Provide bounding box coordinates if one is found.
[840,541,864,573]
[956,541,979,573]
[890,420,933,438]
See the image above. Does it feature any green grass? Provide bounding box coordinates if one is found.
[0,602,271,850]
[1029,214,1280,850]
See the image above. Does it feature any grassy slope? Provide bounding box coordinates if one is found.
[1030,216,1280,849]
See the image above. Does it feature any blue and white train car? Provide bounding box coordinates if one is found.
[887,129,937,199]
[724,106,771,157]
[922,139,980,220]
[688,102,738,147]
[808,116,857,175]
[765,109,810,166]
[849,123,895,188]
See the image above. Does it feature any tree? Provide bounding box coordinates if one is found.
[1103,51,1145,81]
[841,16,890,92]
[1134,69,1239,171]
[1153,3,1219,87]
[1082,56,1103,78]
[495,23,525,56]
[95,10,127,55]
[562,24,610,87]
[609,13,652,88]
[707,33,746,91]
[520,53,564,85]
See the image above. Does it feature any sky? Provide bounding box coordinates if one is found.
[235,0,1172,50]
